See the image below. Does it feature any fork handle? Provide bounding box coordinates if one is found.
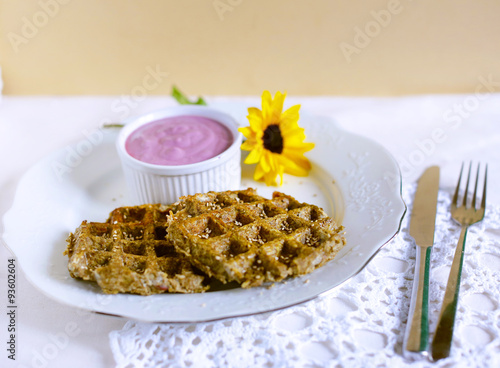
[431,225,468,361]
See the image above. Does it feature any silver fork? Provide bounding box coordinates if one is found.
[431,162,487,360]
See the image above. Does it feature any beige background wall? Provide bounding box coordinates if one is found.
[1,0,499,96]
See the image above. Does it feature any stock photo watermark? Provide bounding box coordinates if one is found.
[442,74,500,129]
[339,0,408,63]
[111,65,169,120]
[384,74,500,187]
[28,295,113,368]
[7,0,73,53]
[4,257,93,368]
[50,129,104,181]
[213,0,243,21]
[30,322,81,368]
[6,259,17,362]
[1,255,113,368]
[50,64,169,181]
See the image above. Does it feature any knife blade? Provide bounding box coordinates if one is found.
[403,166,440,357]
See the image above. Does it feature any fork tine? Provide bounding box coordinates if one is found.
[452,163,464,207]
[472,164,480,210]
[462,162,472,208]
[481,164,488,210]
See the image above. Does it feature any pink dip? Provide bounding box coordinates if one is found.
[125,115,233,165]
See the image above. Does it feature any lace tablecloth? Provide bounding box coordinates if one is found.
[109,185,500,368]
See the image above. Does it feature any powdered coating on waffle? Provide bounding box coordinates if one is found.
[65,203,208,295]
[168,188,346,288]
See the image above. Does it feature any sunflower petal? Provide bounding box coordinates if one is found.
[254,162,266,181]
[271,91,286,123]
[276,164,285,186]
[282,128,306,142]
[280,104,300,132]
[244,147,263,164]
[260,153,281,186]
[276,154,310,176]
[254,161,278,186]
[259,151,271,172]
[247,107,264,133]
[241,139,258,151]
[247,106,262,117]
[281,150,313,171]
[283,140,315,153]
[238,126,255,139]
[261,91,273,124]
[264,169,279,186]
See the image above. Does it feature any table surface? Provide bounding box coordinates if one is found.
[1,95,499,368]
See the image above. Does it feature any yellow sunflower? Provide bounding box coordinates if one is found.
[238,91,315,186]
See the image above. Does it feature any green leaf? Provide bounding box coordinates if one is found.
[194,97,207,105]
[172,86,207,105]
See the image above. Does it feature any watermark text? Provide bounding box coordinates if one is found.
[6,259,17,361]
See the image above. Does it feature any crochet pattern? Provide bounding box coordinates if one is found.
[109,185,500,368]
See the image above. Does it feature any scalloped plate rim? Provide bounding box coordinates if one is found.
[2,111,406,322]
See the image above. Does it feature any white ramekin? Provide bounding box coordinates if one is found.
[116,106,242,204]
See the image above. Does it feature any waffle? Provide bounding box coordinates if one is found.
[64,203,208,295]
[168,188,346,288]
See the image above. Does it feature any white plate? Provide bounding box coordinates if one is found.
[2,112,406,322]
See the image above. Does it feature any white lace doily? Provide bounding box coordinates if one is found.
[109,185,500,368]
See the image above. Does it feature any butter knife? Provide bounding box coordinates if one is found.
[403,166,440,357]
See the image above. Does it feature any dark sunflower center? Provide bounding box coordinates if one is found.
[262,124,283,154]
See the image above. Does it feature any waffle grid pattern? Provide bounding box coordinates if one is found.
[168,189,346,288]
[65,204,207,295]
[65,189,346,294]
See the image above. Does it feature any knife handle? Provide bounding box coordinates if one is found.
[403,246,431,357]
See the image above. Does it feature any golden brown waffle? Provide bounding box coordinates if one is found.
[168,188,346,288]
[65,204,208,295]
